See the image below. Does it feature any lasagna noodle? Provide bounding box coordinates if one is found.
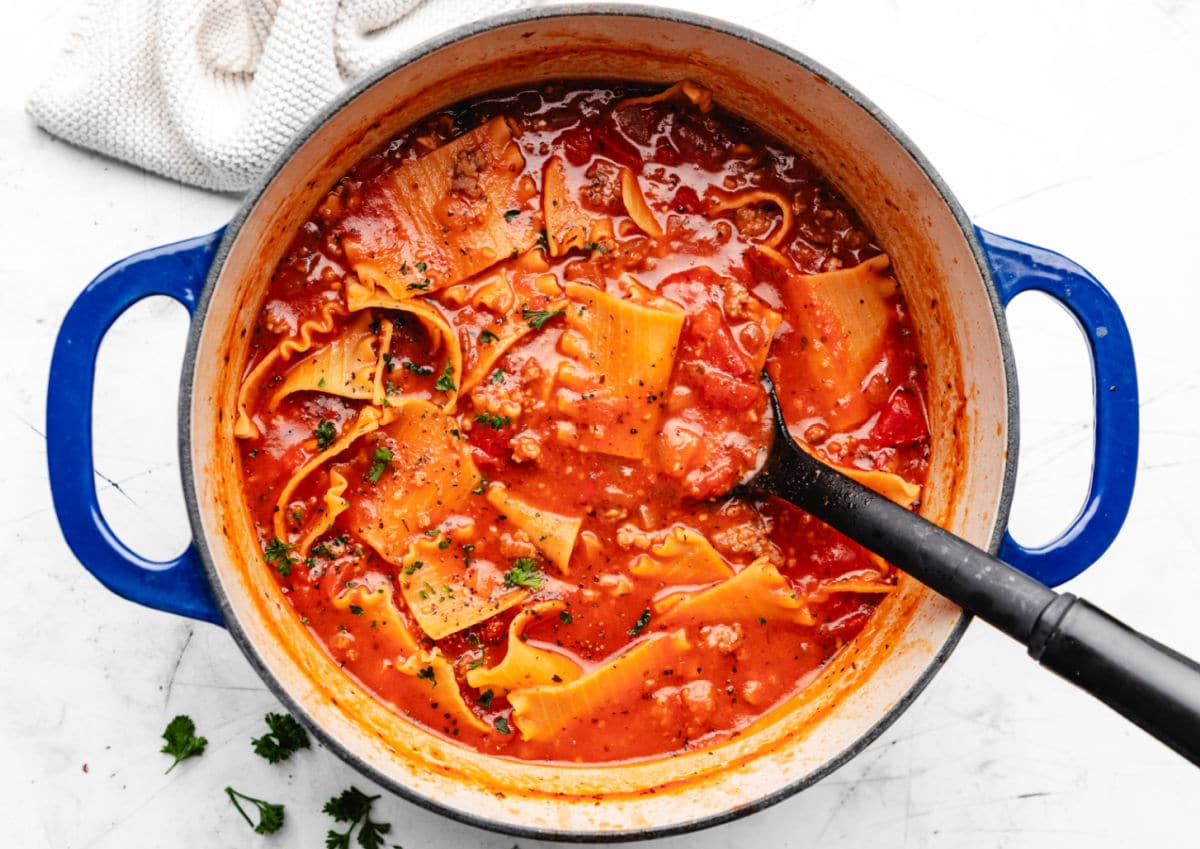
[397,537,528,640]
[399,649,493,734]
[542,156,615,256]
[620,168,664,239]
[465,600,583,693]
[485,484,582,574]
[293,469,350,558]
[708,189,795,248]
[657,557,815,626]
[783,253,897,430]
[272,406,387,545]
[796,439,922,508]
[269,311,382,408]
[630,526,734,585]
[330,575,420,657]
[234,299,346,439]
[342,117,539,302]
[555,281,685,459]
[507,629,691,742]
[618,80,714,113]
[348,400,481,566]
[340,294,462,413]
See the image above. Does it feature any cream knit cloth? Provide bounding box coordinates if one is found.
[28,0,543,192]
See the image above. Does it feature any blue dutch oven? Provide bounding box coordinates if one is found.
[45,5,1138,841]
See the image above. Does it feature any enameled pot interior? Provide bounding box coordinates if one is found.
[184,7,1011,839]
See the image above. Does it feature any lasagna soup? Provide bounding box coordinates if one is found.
[235,81,930,763]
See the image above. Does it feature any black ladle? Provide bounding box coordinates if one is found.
[741,374,1200,765]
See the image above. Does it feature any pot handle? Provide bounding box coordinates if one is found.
[47,230,226,626]
[977,227,1138,586]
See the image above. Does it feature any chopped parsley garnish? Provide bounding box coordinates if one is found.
[251,712,310,764]
[415,261,428,272]
[405,361,434,376]
[407,280,430,291]
[404,560,424,575]
[523,307,565,330]
[477,689,495,709]
[225,787,284,835]
[471,476,488,495]
[263,537,294,576]
[416,665,436,687]
[490,368,505,384]
[559,610,573,624]
[161,715,206,773]
[494,716,512,735]
[628,608,652,636]
[474,412,511,430]
[437,538,452,550]
[478,328,499,344]
[367,447,393,484]
[434,362,456,392]
[349,604,364,616]
[323,787,392,849]
[312,542,334,559]
[504,557,543,590]
[314,418,336,450]
[504,209,521,221]
[583,241,609,253]
[317,376,327,388]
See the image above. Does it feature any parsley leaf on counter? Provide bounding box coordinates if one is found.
[522,307,564,330]
[504,557,543,590]
[251,712,311,764]
[323,786,392,849]
[161,715,207,773]
[225,786,285,834]
[314,418,336,450]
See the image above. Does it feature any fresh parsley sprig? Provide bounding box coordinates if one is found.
[323,786,393,849]
[161,715,207,773]
[504,557,543,590]
[522,307,564,330]
[252,712,311,764]
[225,786,285,835]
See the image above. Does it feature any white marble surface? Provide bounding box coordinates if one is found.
[3,0,1199,845]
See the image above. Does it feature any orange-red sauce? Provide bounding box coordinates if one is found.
[237,82,930,763]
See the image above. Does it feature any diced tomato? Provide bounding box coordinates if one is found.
[695,366,760,411]
[468,425,510,472]
[593,120,643,170]
[557,125,594,167]
[671,185,704,215]
[870,388,928,446]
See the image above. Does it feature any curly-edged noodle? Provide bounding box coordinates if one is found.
[294,469,350,558]
[484,484,582,575]
[272,406,387,545]
[331,573,420,657]
[234,299,346,438]
[466,600,583,693]
[342,117,539,303]
[620,168,664,239]
[397,537,528,640]
[782,253,897,430]
[815,577,895,596]
[555,281,685,459]
[708,189,795,248]
[543,156,608,256]
[507,630,691,742]
[399,649,493,734]
[343,293,462,413]
[618,80,714,113]
[797,439,922,508]
[657,557,815,626]
[347,399,480,566]
[269,311,383,409]
[630,526,734,585]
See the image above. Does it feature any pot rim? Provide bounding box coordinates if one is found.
[179,4,1017,841]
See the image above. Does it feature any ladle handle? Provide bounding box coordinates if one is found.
[1030,595,1200,765]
